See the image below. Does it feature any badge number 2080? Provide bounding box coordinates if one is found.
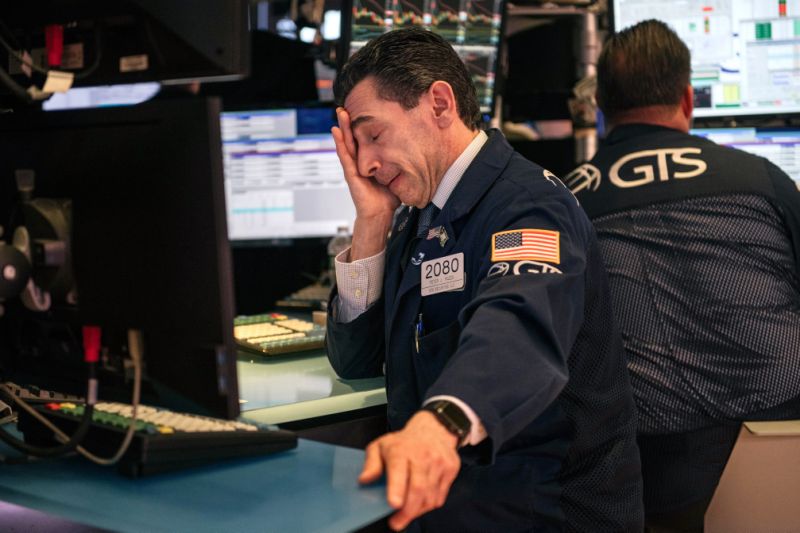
[421,253,465,297]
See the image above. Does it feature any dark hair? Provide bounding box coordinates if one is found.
[334,28,481,129]
[596,19,691,120]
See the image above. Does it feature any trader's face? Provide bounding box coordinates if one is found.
[344,77,445,208]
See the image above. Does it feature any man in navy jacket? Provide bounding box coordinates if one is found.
[566,19,800,531]
[327,28,643,532]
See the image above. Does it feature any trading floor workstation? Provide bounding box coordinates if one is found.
[0,2,390,531]
[1,0,800,531]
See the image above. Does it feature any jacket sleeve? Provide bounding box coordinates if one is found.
[424,186,589,459]
[325,291,386,379]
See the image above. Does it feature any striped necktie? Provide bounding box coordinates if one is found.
[416,204,440,239]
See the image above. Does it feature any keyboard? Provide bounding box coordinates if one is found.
[234,312,326,356]
[17,401,297,477]
[275,283,331,311]
[3,381,84,403]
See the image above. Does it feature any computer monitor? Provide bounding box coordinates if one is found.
[1,0,249,102]
[0,97,240,419]
[343,0,506,117]
[612,0,800,118]
[691,126,800,184]
[220,106,356,242]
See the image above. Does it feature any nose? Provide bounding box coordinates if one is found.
[357,146,380,179]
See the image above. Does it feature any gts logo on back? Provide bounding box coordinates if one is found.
[609,148,707,188]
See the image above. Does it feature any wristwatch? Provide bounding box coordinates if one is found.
[422,400,472,447]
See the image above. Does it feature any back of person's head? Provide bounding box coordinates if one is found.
[597,19,690,122]
[333,28,481,129]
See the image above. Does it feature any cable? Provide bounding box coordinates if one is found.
[0,366,95,457]
[0,32,49,76]
[73,20,104,81]
[75,22,104,80]
[0,328,143,466]
[81,328,143,465]
[0,20,104,82]
[0,18,22,51]
[0,62,33,103]
[18,329,142,466]
[0,341,97,457]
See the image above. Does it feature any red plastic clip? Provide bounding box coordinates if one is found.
[44,24,64,67]
[82,325,101,363]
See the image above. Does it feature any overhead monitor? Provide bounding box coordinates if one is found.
[1,0,249,105]
[612,0,800,118]
[220,107,356,242]
[691,127,800,184]
[344,0,506,116]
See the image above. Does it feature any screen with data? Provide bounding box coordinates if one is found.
[220,107,356,241]
[691,127,800,183]
[347,0,505,115]
[613,0,800,117]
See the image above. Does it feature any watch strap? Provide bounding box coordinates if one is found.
[422,399,471,447]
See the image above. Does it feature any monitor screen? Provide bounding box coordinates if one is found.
[691,126,800,184]
[345,0,505,116]
[220,107,356,242]
[612,0,800,118]
[0,98,240,419]
[42,82,161,111]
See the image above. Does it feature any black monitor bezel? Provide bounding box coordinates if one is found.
[0,97,240,419]
[1,0,250,94]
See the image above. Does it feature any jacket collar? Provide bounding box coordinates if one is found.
[604,123,684,145]
[436,129,514,226]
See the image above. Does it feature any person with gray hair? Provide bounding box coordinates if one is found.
[567,19,800,532]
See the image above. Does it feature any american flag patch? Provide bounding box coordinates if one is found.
[491,229,560,263]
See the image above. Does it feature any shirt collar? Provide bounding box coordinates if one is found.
[431,130,488,210]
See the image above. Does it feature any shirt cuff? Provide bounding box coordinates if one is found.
[334,247,385,323]
[424,395,488,447]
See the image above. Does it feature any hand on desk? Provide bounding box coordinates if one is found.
[359,411,460,531]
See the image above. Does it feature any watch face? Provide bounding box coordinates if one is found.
[427,400,471,440]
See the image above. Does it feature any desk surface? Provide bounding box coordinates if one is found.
[0,438,390,533]
[237,351,387,425]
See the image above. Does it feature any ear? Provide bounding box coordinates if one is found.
[427,81,457,129]
[680,84,694,120]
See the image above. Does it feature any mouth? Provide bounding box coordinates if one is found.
[381,172,401,189]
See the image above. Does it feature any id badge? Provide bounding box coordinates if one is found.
[421,253,465,296]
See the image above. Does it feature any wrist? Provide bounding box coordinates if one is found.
[415,411,460,449]
[421,400,472,448]
[350,213,393,260]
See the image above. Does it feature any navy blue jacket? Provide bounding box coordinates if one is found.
[567,124,800,514]
[327,131,643,531]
